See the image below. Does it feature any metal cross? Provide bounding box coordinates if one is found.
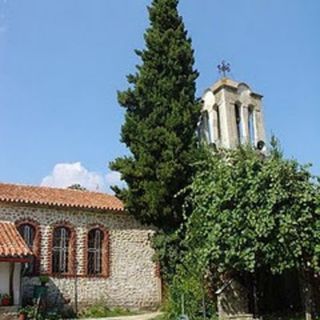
[217,60,231,78]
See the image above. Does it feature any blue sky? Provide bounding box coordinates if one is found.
[0,0,319,191]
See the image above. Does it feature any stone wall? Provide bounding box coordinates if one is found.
[0,202,161,310]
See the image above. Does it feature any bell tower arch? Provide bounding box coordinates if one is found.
[199,77,266,151]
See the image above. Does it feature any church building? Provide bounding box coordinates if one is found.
[0,183,162,315]
[0,70,267,317]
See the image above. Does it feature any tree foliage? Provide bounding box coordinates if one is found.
[110,0,199,230]
[183,142,320,276]
[68,184,87,191]
[162,265,216,320]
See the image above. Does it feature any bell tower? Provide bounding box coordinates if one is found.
[199,64,266,150]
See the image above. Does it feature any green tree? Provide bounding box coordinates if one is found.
[68,184,87,191]
[110,0,199,230]
[182,143,319,318]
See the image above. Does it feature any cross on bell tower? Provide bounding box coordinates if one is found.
[217,60,231,78]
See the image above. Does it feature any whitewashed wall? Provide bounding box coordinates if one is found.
[0,262,21,305]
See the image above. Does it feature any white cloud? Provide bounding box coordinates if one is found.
[106,171,122,186]
[41,162,122,193]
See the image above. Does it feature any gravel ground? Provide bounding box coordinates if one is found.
[80,312,162,320]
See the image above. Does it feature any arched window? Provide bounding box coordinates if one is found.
[235,104,243,145]
[88,229,103,275]
[213,105,221,143]
[18,223,36,275]
[248,106,255,145]
[52,227,71,274]
[200,111,211,144]
[16,219,41,276]
[85,225,109,278]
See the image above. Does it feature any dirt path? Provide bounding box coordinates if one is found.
[81,312,162,320]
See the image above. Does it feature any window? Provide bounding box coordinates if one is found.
[85,226,109,277]
[213,105,221,143]
[235,104,243,144]
[248,106,255,145]
[200,111,211,144]
[18,223,36,275]
[52,227,70,274]
[88,229,103,275]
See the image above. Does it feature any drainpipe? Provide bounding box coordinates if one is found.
[9,262,14,303]
[74,260,78,316]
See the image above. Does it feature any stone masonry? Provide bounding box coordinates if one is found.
[0,202,162,310]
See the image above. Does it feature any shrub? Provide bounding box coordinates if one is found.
[162,266,216,320]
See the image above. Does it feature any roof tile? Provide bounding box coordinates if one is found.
[0,183,124,212]
[0,221,33,258]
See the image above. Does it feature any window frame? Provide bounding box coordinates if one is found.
[84,225,109,278]
[16,219,41,276]
[49,221,76,277]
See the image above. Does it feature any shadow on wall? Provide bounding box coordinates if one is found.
[21,277,76,318]
[21,276,124,316]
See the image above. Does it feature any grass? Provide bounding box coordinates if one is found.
[151,316,165,320]
[79,305,138,318]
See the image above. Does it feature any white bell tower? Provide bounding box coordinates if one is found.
[199,64,266,150]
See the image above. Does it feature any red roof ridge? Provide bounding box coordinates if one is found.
[0,182,124,212]
[0,181,112,196]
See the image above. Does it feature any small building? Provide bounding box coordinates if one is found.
[0,221,33,306]
[0,183,161,313]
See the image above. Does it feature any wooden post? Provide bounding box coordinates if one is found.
[9,262,14,304]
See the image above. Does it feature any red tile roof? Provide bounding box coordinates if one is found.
[0,183,124,212]
[0,221,33,258]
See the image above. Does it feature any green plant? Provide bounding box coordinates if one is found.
[45,311,60,320]
[80,304,137,318]
[110,0,200,231]
[183,143,319,275]
[162,265,216,320]
[152,316,165,320]
[18,306,29,314]
[20,305,37,319]
[176,142,320,319]
[39,275,49,285]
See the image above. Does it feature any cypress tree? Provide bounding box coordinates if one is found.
[110,0,199,230]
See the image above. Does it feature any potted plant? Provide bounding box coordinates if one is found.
[39,275,49,286]
[1,294,11,306]
[19,305,36,320]
[18,307,28,320]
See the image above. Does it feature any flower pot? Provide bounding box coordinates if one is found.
[18,313,27,320]
[1,298,11,306]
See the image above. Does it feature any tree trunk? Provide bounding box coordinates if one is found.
[252,273,259,318]
[300,269,314,320]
